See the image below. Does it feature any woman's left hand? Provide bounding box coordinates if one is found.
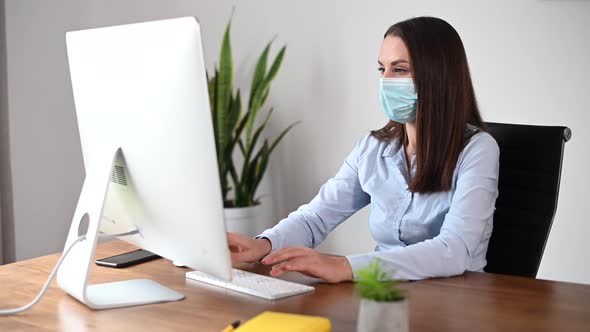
[261,247,353,283]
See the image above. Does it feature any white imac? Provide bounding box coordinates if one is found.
[56,17,232,309]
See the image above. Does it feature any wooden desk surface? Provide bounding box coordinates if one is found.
[1,240,589,331]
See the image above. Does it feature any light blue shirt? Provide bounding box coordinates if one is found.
[259,127,500,280]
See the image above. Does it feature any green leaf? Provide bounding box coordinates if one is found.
[259,86,271,108]
[238,139,246,156]
[208,69,216,113]
[228,90,242,134]
[245,85,269,145]
[243,141,269,206]
[242,109,271,196]
[239,117,267,189]
[251,142,270,198]
[216,20,234,174]
[226,107,249,157]
[249,42,271,110]
[209,68,219,155]
[228,160,241,207]
[258,108,274,131]
[248,119,295,199]
[264,46,286,87]
[245,47,285,145]
[245,45,285,147]
[268,121,300,155]
[354,259,405,302]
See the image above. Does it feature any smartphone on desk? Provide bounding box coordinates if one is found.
[95,249,161,268]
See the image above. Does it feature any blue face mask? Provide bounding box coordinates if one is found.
[379,78,418,123]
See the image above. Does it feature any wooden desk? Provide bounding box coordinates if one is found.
[1,240,589,331]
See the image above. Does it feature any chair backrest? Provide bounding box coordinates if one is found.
[483,122,571,278]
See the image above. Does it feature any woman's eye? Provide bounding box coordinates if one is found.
[378,67,385,73]
[394,67,407,73]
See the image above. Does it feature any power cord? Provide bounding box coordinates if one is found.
[0,229,139,315]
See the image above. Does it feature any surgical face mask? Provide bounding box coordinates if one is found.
[379,78,418,123]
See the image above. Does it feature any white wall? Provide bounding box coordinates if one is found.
[3,0,589,284]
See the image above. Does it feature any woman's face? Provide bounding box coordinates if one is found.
[378,36,413,79]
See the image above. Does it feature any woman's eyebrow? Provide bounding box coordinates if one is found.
[377,59,409,66]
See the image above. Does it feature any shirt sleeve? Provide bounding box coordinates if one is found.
[257,136,372,251]
[346,133,500,280]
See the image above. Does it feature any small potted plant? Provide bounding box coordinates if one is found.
[208,18,298,236]
[355,259,408,332]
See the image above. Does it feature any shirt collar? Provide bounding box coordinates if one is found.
[381,139,402,158]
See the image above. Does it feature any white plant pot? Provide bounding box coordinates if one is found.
[357,298,408,332]
[224,204,266,237]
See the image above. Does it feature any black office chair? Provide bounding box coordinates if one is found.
[483,122,571,278]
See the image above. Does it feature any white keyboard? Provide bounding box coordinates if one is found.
[186,269,315,300]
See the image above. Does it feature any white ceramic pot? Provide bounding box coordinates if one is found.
[224,203,266,237]
[357,298,408,332]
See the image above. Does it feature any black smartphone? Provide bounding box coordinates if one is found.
[95,249,161,268]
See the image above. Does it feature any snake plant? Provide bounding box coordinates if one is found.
[355,260,405,302]
[208,20,297,208]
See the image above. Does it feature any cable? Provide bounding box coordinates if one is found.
[0,229,140,315]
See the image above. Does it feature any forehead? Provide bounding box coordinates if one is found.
[379,35,410,62]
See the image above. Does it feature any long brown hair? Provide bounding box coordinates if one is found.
[372,16,485,193]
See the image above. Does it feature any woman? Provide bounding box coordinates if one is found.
[227,16,499,282]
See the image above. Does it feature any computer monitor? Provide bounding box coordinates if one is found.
[56,17,232,309]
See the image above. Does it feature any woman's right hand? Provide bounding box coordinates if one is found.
[227,232,272,263]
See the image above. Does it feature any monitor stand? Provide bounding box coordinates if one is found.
[56,146,184,309]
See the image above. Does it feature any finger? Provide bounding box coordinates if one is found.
[231,251,246,263]
[262,247,311,265]
[228,240,245,254]
[227,232,247,246]
[270,257,313,276]
[228,244,243,253]
[270,260,294,276]
[228,234,251,262]
[231,250,257,263]
[227,233,254,254]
